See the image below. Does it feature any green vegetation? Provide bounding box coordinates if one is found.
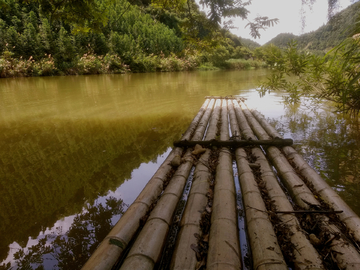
[267,1,360,51]
[259,36,360,115]
[258,1,360,116]
[0,0,269,77]
[0,0,355,77]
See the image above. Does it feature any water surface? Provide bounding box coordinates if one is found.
[0,70,359,269]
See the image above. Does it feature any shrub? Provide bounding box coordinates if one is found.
[37,55,58,76]
[197,62,220,71]
[77,53,103,74]
[103,54,129,74]
[207,46,231,67]
[224,59,267,70]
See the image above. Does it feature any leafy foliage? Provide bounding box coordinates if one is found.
[22,0,109,33]
[0,0,191,74]
[246,16,279,39]
[0,0,267,75]
[259,37,360,115]
[199,0,249,26]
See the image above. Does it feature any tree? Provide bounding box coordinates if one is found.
[19,22,42,59]
[55,26,76,65]
[19,0,351,37]
[258,36,360,115]
[19,0,109,33]
[39,18,54,53]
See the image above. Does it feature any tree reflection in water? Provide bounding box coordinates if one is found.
[268,99,360,215]
[0,197,126,270]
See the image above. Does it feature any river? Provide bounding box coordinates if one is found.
[1,69,359,269]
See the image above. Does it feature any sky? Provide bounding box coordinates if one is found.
[225,0,355,45]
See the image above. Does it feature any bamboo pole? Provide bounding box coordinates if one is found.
[250,108,360,244]
[173,138,293,148]
[182,98,211,139]
[232,101,324,269]
[233,100,255,140]
[238,101,320,209]
[204,95,240,99]
[82,99,212,270]
[190,99,216,141]
[252,147,324,270]
[235,147,287,270]
[230,101,287,270]
[239,101,360,269]
[170,99,221,269]
[235,101,327,269]
[206,99,241,270]
[170,150,211,270]
[120,99,218,270]
[119,149,194,269]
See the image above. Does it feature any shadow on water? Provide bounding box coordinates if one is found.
[0,113,191,265]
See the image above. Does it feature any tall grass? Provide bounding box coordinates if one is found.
[0,51,201,77]
[224,59,267,70]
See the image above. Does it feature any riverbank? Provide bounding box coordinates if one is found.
[0,52,267,78]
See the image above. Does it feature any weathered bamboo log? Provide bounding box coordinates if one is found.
[84,96,360,270]
[229,101,287,269]
[274,210,343,214]
[233,100,325,269]
[171,99,221,269]
[119,149,194,269]
[235,148,287,270]
[240,101,360,269]
[190,99,216,141]
[207,99,241,270]
[228,99,241,141]
[233,100,254,140]
[82,99,212,270]
[252,147,325,270]
[238,101,271,140]
[250,108,360,244]
[238,101,320,209]
[170,150,211,269]
[182,98,211,139]
[173,138,293,148]
[204,95,240,99]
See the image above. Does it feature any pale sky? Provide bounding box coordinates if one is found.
[225,0,355,45]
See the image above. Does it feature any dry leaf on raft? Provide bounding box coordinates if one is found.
[192,144,206,156]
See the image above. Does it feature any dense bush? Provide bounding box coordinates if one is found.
[0,0,186,76]
[258,38,360,115]
[224,59,266,70]
[0,0,259,77]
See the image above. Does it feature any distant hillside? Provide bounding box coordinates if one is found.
[240,37,261,49]
[265,1,360,51]
[225,32,261,49]
[265,33,298,48]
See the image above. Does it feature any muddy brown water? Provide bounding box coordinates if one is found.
[1,70,359,269]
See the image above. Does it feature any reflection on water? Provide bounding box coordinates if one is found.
[268,98,360,213]
[5,197,126,270]
[0,70,359,269]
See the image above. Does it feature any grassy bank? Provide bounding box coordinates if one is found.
[0,51,203,77]
[0,52,266,78]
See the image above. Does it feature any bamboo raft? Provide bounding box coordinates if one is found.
[82,97,360,270]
